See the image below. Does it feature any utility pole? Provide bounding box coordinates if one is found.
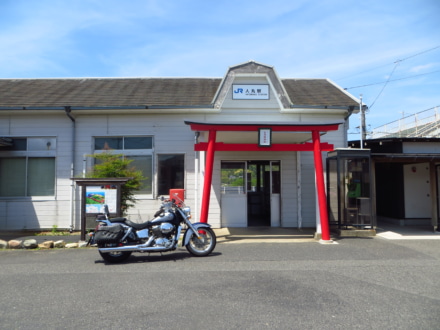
[360,95,366,149]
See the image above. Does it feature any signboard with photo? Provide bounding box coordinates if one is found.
[85,185,117,214]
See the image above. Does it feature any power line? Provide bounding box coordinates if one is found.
[368,62,399,110]
[338,45,440,82]
[344,45,440,112]
[336,62,393,81]
[345,69,440,89]
[395,45,440,63]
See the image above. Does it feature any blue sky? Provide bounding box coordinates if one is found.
[1,0,439,134]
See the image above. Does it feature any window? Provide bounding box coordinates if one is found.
[95,137,153,150]
[126,155,152,194]
[0,137,56,197]
[94,136,153,195]
[221,162,245,194]
[0,158,26,196]
[158,154,184,195]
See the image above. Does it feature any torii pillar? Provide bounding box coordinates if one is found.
[199,130,216,225]
[312,130,331,241]
[186,121,339,242]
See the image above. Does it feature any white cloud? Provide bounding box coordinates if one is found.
[409,63,437,73]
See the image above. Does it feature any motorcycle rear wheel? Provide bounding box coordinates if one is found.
[186,227,216,257]
[98,243,132,263]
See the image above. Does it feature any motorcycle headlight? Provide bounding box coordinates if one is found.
[162,201,172,212]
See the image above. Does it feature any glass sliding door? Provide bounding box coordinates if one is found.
[221,162,247,227]
[221,160,281,227]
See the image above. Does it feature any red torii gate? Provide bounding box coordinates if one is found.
[185,121,342,242]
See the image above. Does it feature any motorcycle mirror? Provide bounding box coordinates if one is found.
[103,204,110,217]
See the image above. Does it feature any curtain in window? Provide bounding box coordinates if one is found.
[0,158,26,196]
[27,158,55,196]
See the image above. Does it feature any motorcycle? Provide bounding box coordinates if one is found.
[90,195,216,263]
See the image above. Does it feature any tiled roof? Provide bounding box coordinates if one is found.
[282,79,358,107]
[0,77,358,108]
[0,78,220,108]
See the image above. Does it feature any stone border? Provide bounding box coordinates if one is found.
[0,238,89,250]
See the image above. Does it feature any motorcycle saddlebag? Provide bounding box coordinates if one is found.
[94,224,125,244]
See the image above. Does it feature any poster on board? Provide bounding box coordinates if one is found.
[85,185,117,214]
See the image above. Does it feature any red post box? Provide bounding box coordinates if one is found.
[169,189,185,205]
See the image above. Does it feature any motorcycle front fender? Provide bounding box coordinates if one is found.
[182,222,212,246]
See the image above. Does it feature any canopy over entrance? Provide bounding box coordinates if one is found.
[185,120,343,242]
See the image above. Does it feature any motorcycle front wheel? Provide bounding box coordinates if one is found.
[186,227,216,257]
[98,243,132,263]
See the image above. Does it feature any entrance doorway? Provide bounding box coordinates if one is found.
[221,161,280,227]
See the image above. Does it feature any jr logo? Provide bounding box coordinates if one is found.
[233,88,243,94]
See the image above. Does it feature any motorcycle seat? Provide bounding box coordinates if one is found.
[125,219,152,230]
[108,217,127,223]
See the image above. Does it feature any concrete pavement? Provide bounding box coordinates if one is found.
[1,223,440,246]
[1,235,439,329]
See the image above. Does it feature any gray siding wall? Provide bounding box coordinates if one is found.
[0,76,349,230]
[0,114,73,230]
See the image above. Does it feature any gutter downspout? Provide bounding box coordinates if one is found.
[64,106,76,232]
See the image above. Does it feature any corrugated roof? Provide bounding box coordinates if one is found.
[0,77,358,109]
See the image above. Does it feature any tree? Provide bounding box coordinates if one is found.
[85,152,146,213]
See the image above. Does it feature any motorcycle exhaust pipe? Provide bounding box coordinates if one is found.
[99,244,175,253]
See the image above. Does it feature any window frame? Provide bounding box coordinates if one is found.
[157,153,186,196]
[0,137,57,199]
[93,136,154,199]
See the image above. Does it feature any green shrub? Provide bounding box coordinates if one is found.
[85,152,146,214]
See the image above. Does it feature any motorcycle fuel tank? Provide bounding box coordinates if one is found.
[151,212,174,223]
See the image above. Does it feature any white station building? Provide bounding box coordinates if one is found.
[0,61,361,237]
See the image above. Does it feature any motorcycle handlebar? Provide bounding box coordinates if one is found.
[160,193,185,208]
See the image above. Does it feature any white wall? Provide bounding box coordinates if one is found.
[0,75,350,230]
[0,114,73,230]
[403,163,431,218]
